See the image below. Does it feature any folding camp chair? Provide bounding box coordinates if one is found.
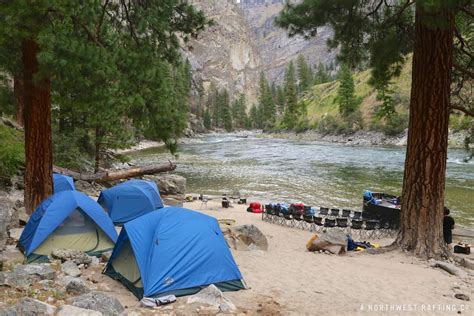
[303,215,314,231]
[324,218,336,229]
[350,219,364,238]
[313,216,324,232]
[352,211,362,220]
[336,217,349,233]
[284,213,294,228]
[329,208,340,218]
[363,220,380,239]
[200,195,209,209]
[292,213,305,229]
[263,204,273,222]
[341,209,352,218]
[318,207,329,217]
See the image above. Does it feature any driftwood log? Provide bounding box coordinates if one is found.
[53,161,176,183]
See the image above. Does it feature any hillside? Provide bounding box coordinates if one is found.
[304,61,413,128]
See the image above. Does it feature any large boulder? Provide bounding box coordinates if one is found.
[223,224,268,251]
[187,284,236,313]
[69,291,124,315]
[306,230,348,255]
[57,305,102,316]
[146,174,186,197]
[14,264,56,281]
[51,249,92,265]
[3,298,57,315]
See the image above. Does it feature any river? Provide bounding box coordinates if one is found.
[129,133,474,228]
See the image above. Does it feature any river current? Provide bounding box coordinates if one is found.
[130,133,474,228]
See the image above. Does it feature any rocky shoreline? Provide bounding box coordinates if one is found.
[260,129,472,148]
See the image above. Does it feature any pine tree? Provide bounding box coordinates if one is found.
[203,107,211,130]
[276,85,286,114]
[277,0,473,258]
[335,64,360,117]
[249,104,259,129]
[283,61,299,129]
[231,93,247,129]
[0,1,209,213]
[218,89,232,131]
[258,72,276,128]
[296,54,312,93]
[314,62,331,84]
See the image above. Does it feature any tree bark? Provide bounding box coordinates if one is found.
[14,75,25,127]
[53,162,176,183]
[22,39,53,214]
[395,6,454,258]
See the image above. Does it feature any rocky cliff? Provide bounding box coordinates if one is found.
[184,0,262,104]
[238,0,337,84]
[183,0,336,104]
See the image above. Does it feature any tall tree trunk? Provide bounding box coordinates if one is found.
[395,6,454,258]
[22,39,53,214]
[13,75,25,127]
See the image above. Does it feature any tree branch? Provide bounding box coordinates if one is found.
[96,0,110,35]
[450,104,474,117]
[120,0,141,47]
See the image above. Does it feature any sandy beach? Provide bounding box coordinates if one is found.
[58,199,471,315]
[177,200,472,315]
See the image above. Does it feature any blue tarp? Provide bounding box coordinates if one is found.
[106,207,244,298]
[98,179,163,224]
[18,191,118,256]
[53,173,75,193]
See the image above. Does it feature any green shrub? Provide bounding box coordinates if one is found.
[449,114,471,132]
[383,112,408,136]
[0,124,24,186]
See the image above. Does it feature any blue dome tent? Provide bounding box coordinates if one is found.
[98,179,163,225]
[104,207,246,299]
[18,191,118,263]
[53,173,75,193]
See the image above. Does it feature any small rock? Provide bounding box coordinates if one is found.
[432,261,468,278]
[14,263,56,280]
[57,275,80,286]
[454,293,470,301]
[51,249,92,265]
[62,261,82,277]
[66,279,91,295]
[13,298,57,315]
[459,258,474,271]
[224,225,268,251]
[57,305,103,316]
[88,255,100,267]
[69,291,124,315]
[101,251,112,262]
[187,285,236,313]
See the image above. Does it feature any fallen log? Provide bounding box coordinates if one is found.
[53,161,176,183]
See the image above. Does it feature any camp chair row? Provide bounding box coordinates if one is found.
[262,208,396,238]
[264,204,363,220]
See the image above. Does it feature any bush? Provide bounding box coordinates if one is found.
[383,112,408,136]
[0,124,24,186]
[449,114,471,132]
